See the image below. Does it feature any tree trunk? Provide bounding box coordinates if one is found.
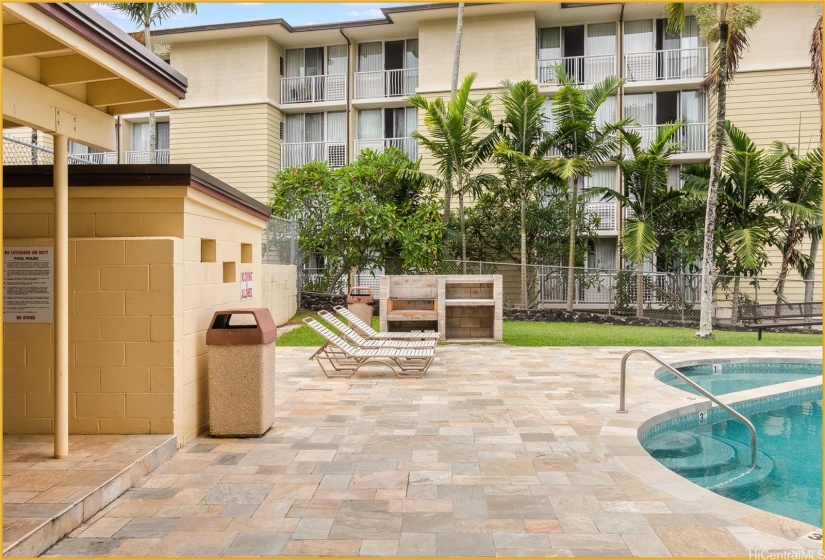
[31,129,38,164]
[450,3,465,99]
[775,217,802,304]
[804,233,819,303]
[459,192,467,274]
[730,273,740,325]
[144,22,152,51]
[443,2,464,224]
[566,176,579,311]
[520,191,528,309]
[149,111,157,164]
[696,21,730,339]
[636,263,644,318]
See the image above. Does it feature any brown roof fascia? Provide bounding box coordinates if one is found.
[2,165,272,222]
[153,3,488,37]
[31,3,187,100]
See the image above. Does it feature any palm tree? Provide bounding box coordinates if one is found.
[108,3,197,51]
[682,121,783,324]
[591,123,686,318]
[665,3,762,337]
[806,13,822,302]
[441,2,466,224]
[771,142,822,303]
[409,73,499,272]
[545,66,628,311]
[493,80,557,308]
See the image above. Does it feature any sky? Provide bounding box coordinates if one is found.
[92,3,420,32]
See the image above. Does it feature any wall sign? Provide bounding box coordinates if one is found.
[240,271,253,300]
[3,247,54,323]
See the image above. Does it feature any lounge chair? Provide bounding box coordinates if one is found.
[317,310,436,349]
[303,317,434,378]
[333,305,442,341]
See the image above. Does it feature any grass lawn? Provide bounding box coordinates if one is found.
[277,312,821,347]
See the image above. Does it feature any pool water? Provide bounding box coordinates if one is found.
[694,399,823,527]
[659,362,821,395]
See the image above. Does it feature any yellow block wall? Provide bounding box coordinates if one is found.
[179,191,266,444]
[3,237,179,436]
[3,186,269,445]
[170,104,281,204]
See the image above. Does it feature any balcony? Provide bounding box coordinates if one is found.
[624,48,708,83]
[538,55,616,86]
[354,137,417,161]
[282,142,347,168]
[625,122,707,153]
[585,201,617,233]
[281,74,346,104]
[354,69,418,100]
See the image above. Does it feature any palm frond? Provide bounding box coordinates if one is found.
[621,219,659,265]
[812,15,823,106]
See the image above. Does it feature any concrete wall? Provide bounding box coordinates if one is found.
[261,264,298,326]
[3,181,269,445]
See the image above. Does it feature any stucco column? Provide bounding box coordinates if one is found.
[53,133,69,459]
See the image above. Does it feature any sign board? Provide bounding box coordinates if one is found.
[240,271,253,300]
[3,247,54,323]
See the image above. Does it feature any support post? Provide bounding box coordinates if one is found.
[53,133,69,459]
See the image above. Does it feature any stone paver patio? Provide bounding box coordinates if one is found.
[41,345,821,557]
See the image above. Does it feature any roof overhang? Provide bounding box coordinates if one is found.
[3,3,188,150]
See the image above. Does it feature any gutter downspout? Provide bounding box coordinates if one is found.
[616,3,625,271]
[339,28,352,165]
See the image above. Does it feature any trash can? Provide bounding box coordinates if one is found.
[205,308,276,437]
[346,286,374,335]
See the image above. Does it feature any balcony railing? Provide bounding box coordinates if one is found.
[625,122,707,153]
[2,135,171,165]
[354,68,418,99]
[585,201,617,232]
[624,47,708,82]
[538,54,616,85]
[282,141,347,168]
[354,137,417,160]
[281,74,346,104]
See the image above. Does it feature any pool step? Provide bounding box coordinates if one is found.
[692,435,775,494]
[645,430,776,499]
[645,431,737,475]
[646,430,703,458]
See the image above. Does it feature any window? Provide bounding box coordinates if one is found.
[131,121,169,152]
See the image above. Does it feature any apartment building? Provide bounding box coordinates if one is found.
[5,3,819,283]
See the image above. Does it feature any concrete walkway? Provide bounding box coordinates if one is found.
[40,345,821,557]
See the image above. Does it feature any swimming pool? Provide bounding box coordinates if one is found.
[658,361,821,395]
[643,361,823,527]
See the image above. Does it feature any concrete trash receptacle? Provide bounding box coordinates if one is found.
[346,286,374,336]
[206,308,276,437]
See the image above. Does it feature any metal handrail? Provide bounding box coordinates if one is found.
[617,349,758,469]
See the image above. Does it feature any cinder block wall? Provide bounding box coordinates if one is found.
[3,180,271,445]
[261,264,298,325]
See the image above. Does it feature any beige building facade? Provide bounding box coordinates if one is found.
[146,2,820,300]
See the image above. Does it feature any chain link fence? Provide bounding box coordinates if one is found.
[3,134,94,166]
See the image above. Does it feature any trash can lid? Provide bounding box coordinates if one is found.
[206,308,277,345]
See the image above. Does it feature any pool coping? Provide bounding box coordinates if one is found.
[601,356,823,549]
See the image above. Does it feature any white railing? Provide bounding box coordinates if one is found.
[282,141,347,168]
[538,55,616,85]
[69,152,118,164]
[354,137,417,160]
[625,122,707,153]
[585,201,617,232]
[354,68,418,99]
[123,149,170,164]
[281,74,346,104]
[624,47,708,82]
